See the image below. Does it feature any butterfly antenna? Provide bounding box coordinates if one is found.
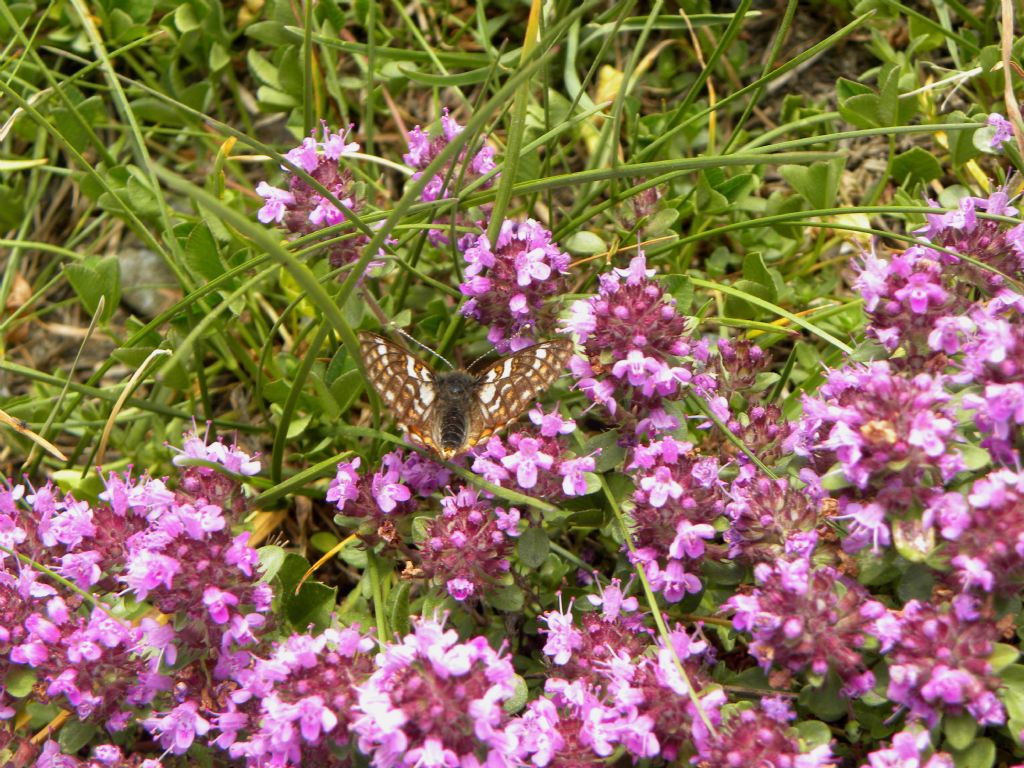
[391,326,455,370]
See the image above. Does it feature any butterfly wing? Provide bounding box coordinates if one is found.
[359,332,441,453]
[466,338,575,449]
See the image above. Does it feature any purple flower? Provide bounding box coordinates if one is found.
[327,457,361,511]
[203,586,240,625]
[723,549,879,697]
[885,599,1005,727]
[695,697,834,767]
[988,112,1014,150]
[501,436,555,489]
[122,550,181,600]
[418,486,516,602]
[255,122,373,272]
[142,701,211,755]
[459,219,570,351]
[862,726,953,768]
[352,617,518,767]
[938,469,1024,595]
[403,109,497,246]
[625,438,724,602]
[370,468,411,513]
[561,254,707,435]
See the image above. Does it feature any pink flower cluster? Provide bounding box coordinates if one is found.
[881,598,1005,728]
[471,405,596,499]
[724,538,879,697]
[214,626,376,765]
[532,582,727,764]
[418,486,519,602]
[562,254,707,436]
[328,449,450,544]
[786,361,962,555]
[626,436,724,602]
[351,616,519,768]
[256,122,371,270]
[697,697,834,767]
[459,218,571,352]
[403,109,497,246]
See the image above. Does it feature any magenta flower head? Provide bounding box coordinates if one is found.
[785,361,963,555]
[459,218,571,352]
[626,437,724,602]
[418,485,518,602]
[862,725,954,768]
[535,587,724,765]
[725,471,835,564]
[142,701,210,755]
[954,297,1024,461]
[852,244,965,364]
[723,544,880,697]
[256,122,372,271]
[884,599,1005,728]
[471,405,596,499]
[914,187,1024,291]
[986,113,1014,151]
[561,254,703,435]
[936,468,1024,596]
[213,625,376,765]
[328,450,449,545]
[404,109,498,246]
[695,697,834,767]
[171,424,259,515]
[351,616,519,768]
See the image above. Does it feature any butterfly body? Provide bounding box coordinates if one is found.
[433,371,477,454]
[359,332,574,460]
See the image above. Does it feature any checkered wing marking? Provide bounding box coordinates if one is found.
[466,338,575,448]
[359,332,440,452]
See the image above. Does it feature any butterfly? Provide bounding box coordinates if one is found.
[359,332,575,460]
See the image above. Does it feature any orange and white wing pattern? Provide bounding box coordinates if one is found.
[465,337,575,449]
[358,332,441,453]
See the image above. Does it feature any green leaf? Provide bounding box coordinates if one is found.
[580,472,603,495]
[779,158,844,211]
[1000,665,1024,721]
[4,667,36,697]
[247,49,282,88]
[943,713,977,751]
[892,147,943,186]
[64,255,121,323]
[503,674,529,715]
[794,719,832,748]
[310,531,339,554]
[741,252,777,302]
[258,545,287,582]
[58,719,98,754]
[486,584,524,612]
[959,443,991,472]
[723,278,774,320]
[990,643,1020,672]
[173,3,201,32]
[277,553,336,632]
[183,222,225,282]
[246,20,301,45]
[896,563,934,602]
[646,208,679,234]
[518,526,550,569]
[661,274,694,313]
[946,111,983,166]
[563,231,606,256]
[581,430,627,473]
[798,670,846,721]
[950,738,994,768]
[387,581,411,638]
